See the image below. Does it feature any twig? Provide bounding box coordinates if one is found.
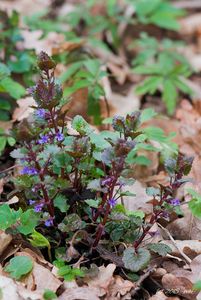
[0,164,20,174]
[157,223,192,264]
[132,266,156,296]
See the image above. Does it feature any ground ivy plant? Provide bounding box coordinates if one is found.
[0,53,193,278]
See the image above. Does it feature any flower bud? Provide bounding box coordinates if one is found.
[37,51,56,71]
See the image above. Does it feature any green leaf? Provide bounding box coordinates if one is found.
[7,137,16,146]
[120,191,136,197]
[0,99,11,111]
[122,247,150,272]
[59,61,83,83]
[163,80,178,115]
[4,256,33,280]
[193,280,201,291]
[0,204,21,230]
[10,148,25,159]
[143,126,166,142]
[174,78,192,95]
[147,243,172,256]
[72,115,92,135]
[0,63,11,80]
[8,53,34,73]
[63,79,89,97]
[17,209,38,235]
[127,155,151,166]
[43,289,57,300]
[57,265,84,281]
[146,187,160,196]
[89,131,118,149]
[29,230,50,248]
[127,210,145,219]
[0,77,25,99]
[188,189,201,218]
[84,59,100,76]
[0,137,7,152]
[58,214,83,232]
[54,194,69,213]
[140,108,157,123]
[135,76,162,95]
[85,199,99,208]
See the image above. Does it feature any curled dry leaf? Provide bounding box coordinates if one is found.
[162,273,197,300]
[0,231,12,256]
[108,275,134,298]
[0,275,41,300]
[15,252,61,294]
[180,13,201,35]
[122,180,152,213]
[52,40,85,55]
[12,97,36,122]
[166,203,201,241]
[163,240,201,257]
[85,263,116,295]
[58,286,101,300]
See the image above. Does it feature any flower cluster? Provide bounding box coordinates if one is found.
[20,166,38,176]
[170,198,180,206]
[108,198,117,208]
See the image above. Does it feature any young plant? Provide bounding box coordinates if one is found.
[132,33,192,114]
[129,0,185,31]
[0,10,36,118]
[0,53,193,276]
[23,0,190,117]
[0,10,37,153]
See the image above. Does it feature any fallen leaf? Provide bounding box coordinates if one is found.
[122,180,152,213]
[0,275,41,300]
[180,13,201,35]
[166,204,201,240]
[58,286,101,300]
[0,231,12,256]
[85,263,116,295]
[108,275,134,298]
[162,273,197,300]
[16,252,61,294]
[12,97,35,122]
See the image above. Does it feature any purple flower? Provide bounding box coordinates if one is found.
[45,219,54,227]
[148,230,160,237]
[55,132,64,142]
[20,166,38,176]
[34,203,44,213]
[29,199,36,205]
[170,198,180,206]
[27,86,36,95]
[108,198,117,208]
[38,134,49,144]
[32,185,40,193]
[161,211,169,220]
[102,177,113,186]
[36,109,46,118]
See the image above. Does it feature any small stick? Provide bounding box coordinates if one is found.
[0,164,20,174]
[157,223,192,264]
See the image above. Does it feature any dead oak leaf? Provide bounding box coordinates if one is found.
[162,273,197,300]
[85,263,116,296]
[108,275,134,298]
[15,252,61,294]
[12,97,35,122]
[58,286,101,300]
